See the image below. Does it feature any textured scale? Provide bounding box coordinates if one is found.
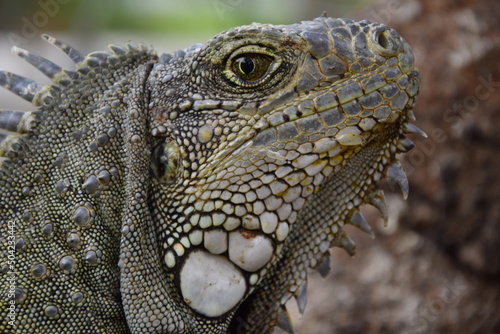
[0,17,422,333]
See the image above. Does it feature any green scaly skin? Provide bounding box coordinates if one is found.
[0,17,421,333]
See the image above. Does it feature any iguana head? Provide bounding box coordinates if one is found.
[133,16,421,333]
[0,16,421,334]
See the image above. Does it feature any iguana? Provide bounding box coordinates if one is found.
[0,16,423,333]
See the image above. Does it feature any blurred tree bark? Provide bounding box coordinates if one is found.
[381,0,500,280]
[385,0,500,331]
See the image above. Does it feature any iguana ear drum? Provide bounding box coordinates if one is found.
[151,139,181,184]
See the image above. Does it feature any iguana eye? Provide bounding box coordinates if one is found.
[151,139,180,184]
[223,46,281,87]
[231,53,273,82]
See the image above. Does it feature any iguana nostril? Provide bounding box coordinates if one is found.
[377,30,392,49]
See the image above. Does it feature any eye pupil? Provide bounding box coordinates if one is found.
[238,57,255,75]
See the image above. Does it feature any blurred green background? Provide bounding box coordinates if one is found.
[0,0,376,109]
[0,0,375,47]
[0,0,374,31]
